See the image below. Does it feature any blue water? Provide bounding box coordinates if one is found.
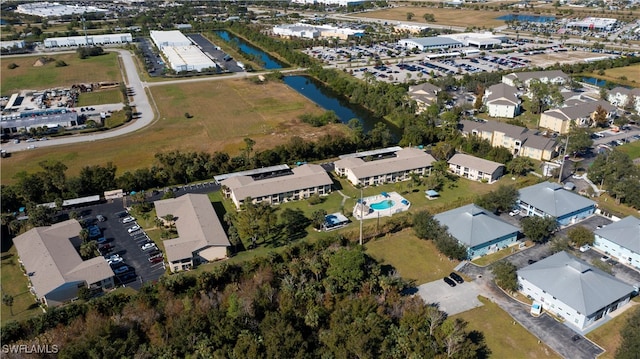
[215,30,283,69]
[581,77,608,87]
[370,200,395,211]
[497,14,556,23]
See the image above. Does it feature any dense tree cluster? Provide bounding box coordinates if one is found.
[521,216,559,243]
[474,185,519,214]
[491,261,519,293]
[587,150,640,209]
[413,210,468,260]
[76,46,104,59]
[615,306,640,359]
[1,239,489,358]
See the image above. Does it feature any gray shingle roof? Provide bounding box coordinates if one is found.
[155,193,230,263]
[518,181,596,218]
[518,251,634,315]
[434,204,519,248]
[485,83,519,106]
[334,147,436,179]
[448,153,504,174]
[595,216,640,254]
[504,70,568,83]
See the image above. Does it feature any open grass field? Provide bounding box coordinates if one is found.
[1,79,340,185]
[354,7,507,28]
[366,229,458,284]
[526,51,615,68]
[586,303,639,359]
[1,52,121,95]
[454,296,561,359]
[617,140,640,159]
[76,89,123,107]
[1,247,43,324]
[585,63,640,88]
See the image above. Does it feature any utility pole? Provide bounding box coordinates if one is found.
[81,14,88,46]
[558,135,569,183]
[359,187,363,246]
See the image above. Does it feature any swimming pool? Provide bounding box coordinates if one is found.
[370,200,395,210]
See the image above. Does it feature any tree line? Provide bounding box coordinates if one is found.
[1,238,490,358]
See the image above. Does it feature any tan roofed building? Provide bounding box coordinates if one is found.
[448,153,505,183]
[155,193,230,272]
[408,83,441,113]
[13,220,115,307]
[221,164,332,209]
[334,147,436,186]
[502,70,568,88]
[539,100,616,134]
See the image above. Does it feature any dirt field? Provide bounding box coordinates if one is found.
[1,79,344,184]
[1,53,121,94]
[598,63,640,84]
[525,51,617,68]
[355,7,508,29]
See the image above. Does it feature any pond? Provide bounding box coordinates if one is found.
[215,30,284,70]
[497,14,556,23]
[581,76,608,87]
[283,75,401,139]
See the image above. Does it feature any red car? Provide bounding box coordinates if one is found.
[149,256,163,264]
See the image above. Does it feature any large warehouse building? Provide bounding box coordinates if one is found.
[149,30,217,73]
[398,37,462,51]
[16,2,107,17]
[44,33,132,48]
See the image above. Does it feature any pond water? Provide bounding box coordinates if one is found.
[581,76,608,87]
[497,14,556,23]
[215,30,284,70]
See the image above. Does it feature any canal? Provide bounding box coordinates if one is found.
[215,30,284,70]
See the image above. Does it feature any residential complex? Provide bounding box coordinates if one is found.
[593,216,640,270]
[448,153,505,183]
[483,83,521,118]
[13,220,115,307]
[518,251,634,330]
[502,70,569,88]
[408,83,441,113]
[539,100,616,134]
[434,204,520,259]
[607,87,640,113]
[334,147,436,186]
[221,164,333,208]
[517,181,596,225]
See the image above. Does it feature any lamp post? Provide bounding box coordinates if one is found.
[558,135,569,183]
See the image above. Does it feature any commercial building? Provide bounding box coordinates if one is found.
[290,0,368,5]
[502,70,568,88]
[408,83,441,113]
[483,83,521,118]
[539,100,616,134]
[593,216,640,270]
[149,30,217,72]
[516,181,596,226]
[607,87,640,113]
[448,153,505,183]
[16,2,107,17]
[434,204,520,259]
[518,251,634,330]
[0,40,26,50]
[566,17,618,31]
[334,147,436,186]
[155,194,230,273]
[398,37,462,51]
[1,111,79,134]
[150,30,193,48]
[442,32,505,49]
[273,23,363,40]
[44,33,133,48]
[221,164,333,209]
[13,220,115,307]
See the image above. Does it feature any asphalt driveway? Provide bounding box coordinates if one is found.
[416,278,484,315]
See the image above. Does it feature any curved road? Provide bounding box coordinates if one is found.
[1,49,302,153]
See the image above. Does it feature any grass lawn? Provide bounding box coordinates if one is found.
[1,52,121,94]
[76,89,123,107]
[1,79,343,185]
[586,303,639,359]
[453,296,561,359]
[366,229,459,284]
[1,247,43,325]
[592,63,640,86]
[472,242,532,267]
[594,193,640,219]
[355,7,507,29]
[617,140,640,159]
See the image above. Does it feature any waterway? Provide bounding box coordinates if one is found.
[215,30,284,70]
[497,14,556,23]
[581,76,608,87]
[283,75,402,139]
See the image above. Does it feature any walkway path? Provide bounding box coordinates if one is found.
[336,190,351,208]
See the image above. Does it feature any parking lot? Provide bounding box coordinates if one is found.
[416,276,484,315]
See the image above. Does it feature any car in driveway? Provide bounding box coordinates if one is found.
[600,255,611,262]
[443,277,457,287]
[509,209,520,216]
[128,225,141,233]
[141,242,157,251]
[449,272,464,284]
[113,266,130,275]
[579,244,591,252]
[121,216,136,224]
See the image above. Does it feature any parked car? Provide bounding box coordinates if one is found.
[527,259,537,265]
[113,266,130,275]
[149,256,164,264]
[509,209,520,216]
[600,255,610,262]
[148,252,163,260]
[96,237,107,244]
[579,244,591,252]
[449,272,464,284]
[141,242,157,251]
[128,225,141,233]
[96,214,106,222]
[443,277,456,287]
[105,254,121,262]
[121,216,136,224]
[108,257,124,265]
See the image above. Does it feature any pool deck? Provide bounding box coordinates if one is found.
[353,192,411,220]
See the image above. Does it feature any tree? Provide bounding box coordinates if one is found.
[423,13,435,22]
[311,209,327,230]
[431,142,455,161]
[326,249,366,293]
[280,208,309,241]
[79,228,89,242]
[591,105,609,128]
[507,156,534,176]
[2,294,14,316]
[80,241,98,259]
[615,307,640,359]
[492,261,519,292]
[567,226,594,247]
[521,216,558,243]
[475,185,519,214]
[413,210,445,240]
[549,236,571,253]
[406,12,415,20]
[78,286,92,301]
[435,233,468,260]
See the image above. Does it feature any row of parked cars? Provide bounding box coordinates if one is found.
[443,272,464,287]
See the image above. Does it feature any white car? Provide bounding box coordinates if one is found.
[108,257,124,265]
[600,255,610,262]
[509,209,520,217]
[141,242,157,251]
[579,245,591,252]
[105,254,121,262]
[121,216,136,224]
[128,225,141,233]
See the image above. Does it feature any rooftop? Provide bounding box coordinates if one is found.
[485,83,519,105]
[335,147,436,179]
[448,153,505,174]
[595,216,640,253]
[401,37,462,47]
[518,181,596,218]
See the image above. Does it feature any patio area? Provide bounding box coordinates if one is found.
[353,191,411,220]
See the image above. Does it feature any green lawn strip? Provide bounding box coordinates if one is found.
[104,110,128,129]
[76,89,123,107]
[617,140,640,159]
[365,230,458,284]
[1,247,43,325]
[586,304,640,359]
[472,242,534,267]
[453,296,561,359]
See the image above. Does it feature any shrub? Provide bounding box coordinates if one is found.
[7,63,18,69]
[55,60,67,67]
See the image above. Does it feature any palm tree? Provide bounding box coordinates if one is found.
[2,294,14,316]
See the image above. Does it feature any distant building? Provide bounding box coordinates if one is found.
[434,204,520,259]
[483,83,521,118]
[502,70,568,88]
[0,40,26,50]
[44,33,133,48]
[394,24,429,34]
[539,100,616,134]
[149,30,217,72]
[221,164,333,209]
[398,37,463,51]
[607,87,640,113]
[290,0,369,5]
[13,220,115,307]
[273,23,363,40]
[517,181,596,225]
[448,153,505,183]
[155,194,230,273]
[408,83,441,113]
[593,216,640,270]
[518,251,634,330]
[334,147,436,186]
[566,17,618,31]
[16,2,107,17]
[442,32,506,49]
